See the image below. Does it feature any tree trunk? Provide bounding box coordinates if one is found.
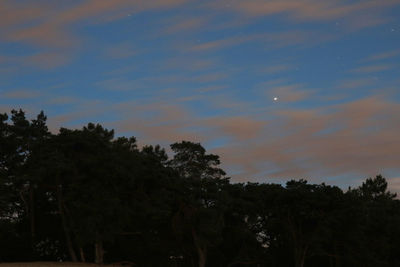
[196,245,206,267]
[19,187,36,250]
[294,246,308,267]
[57,187,78,262]
[29,187,36,247]
[95,240,104,264]
[79,247,86,262]
[287,214,307,267]
[192,229,207,267]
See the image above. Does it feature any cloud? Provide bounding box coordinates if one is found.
[96,78,139,91]
[338,77,376,89]
[207,94,253,113]
[1,0,190,49]
[45,99,107,132]
[196,85,227,93]
[189,35,257,51]
[97,68,231,93]
[161,16,208,34]
[2,89,41,99]
[211,0,400,23]
[24,51,72,69]
[0,50,71,70]
[351,64,393,73]
[112,103,205,144]
[365,49,400,61]
[187,30,314,52]
[0,1,52,29]
[110,98,269,151]
[345,13,390,31]
[204,116,267,141]
[161,57,219,72]
[261,64,294,74]
[387,177,400,196]
[46,96,79,105]
[210,95,400,184]
[6,23,77,49]
[2,0,398,60]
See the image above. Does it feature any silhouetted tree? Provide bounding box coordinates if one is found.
[170,141,228,267]
[1,109,400,267]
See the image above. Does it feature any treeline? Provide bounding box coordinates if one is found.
[1,109,400,267]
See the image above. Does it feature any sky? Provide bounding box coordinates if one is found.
[1,0,400,192]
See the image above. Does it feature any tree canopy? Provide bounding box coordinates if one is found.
[1,109,399,267]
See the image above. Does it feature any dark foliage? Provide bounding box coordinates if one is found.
[1,109,399,266]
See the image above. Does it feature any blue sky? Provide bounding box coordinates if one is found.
[1,0,400,191]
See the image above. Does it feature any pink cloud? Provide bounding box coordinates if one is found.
[212,0,400,23]
[351,64,393,73]
[208,95,400,183]
[387,177,400,196]
[205,116,267,141]
[365,49,400,61]
[2,89,41,99]
[0,0,191,69]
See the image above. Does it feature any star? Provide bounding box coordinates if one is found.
[273,97,278,101]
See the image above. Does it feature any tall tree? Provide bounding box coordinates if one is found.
[169,141,228,267]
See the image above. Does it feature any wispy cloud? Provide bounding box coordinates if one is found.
[0,51,71,70]
[187,30,314,52]
[0,0,191,69]
[2,89,41,99]
[351,64,393,73]
[161,16,208,34]
[214,95,400,182]
[388,177,400,195]
[161,57,219,72]
[112,103,205,144]
[46,96,79,106]
[24,51,72,69]
[211,0,400,23]
[338,77,376,89]
[204,116,267,141]
[365,49,400,61]
[189,35,257,51]
[261,64,294,74]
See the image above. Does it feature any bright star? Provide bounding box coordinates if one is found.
[273,97,278,101]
